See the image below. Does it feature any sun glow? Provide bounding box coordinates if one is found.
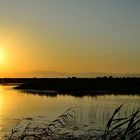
[0,48,5,63]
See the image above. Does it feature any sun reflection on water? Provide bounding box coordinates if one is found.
[0,86,4,112]
[0,85,139,139]
[0,86,4,139]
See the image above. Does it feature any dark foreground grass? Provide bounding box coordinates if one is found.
[7,105,140,140]
[103,104,140,140]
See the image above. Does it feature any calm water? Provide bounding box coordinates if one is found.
[0,85,140,138]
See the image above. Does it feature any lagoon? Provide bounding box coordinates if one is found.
[0,85,140,139]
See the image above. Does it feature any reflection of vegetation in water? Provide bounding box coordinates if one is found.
[7,105,140,140]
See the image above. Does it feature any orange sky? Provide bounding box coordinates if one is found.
[0,1,140,77]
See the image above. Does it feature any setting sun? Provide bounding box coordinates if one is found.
[0,1,139,139]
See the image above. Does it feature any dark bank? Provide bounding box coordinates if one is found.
[1,77,140,96]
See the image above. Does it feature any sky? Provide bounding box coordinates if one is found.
[0,0,140,77]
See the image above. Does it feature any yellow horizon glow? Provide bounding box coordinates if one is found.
[0,47,5,64]
[0,1,140,77]
[0,26,140,75]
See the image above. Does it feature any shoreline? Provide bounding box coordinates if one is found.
[10,77,140,96]
[0,77,140,95]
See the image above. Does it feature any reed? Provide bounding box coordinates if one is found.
[103,104,140,140]
[7,107,76,140]
[7,105,140,140]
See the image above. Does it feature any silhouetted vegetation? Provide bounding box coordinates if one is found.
[13,77,140,95]
[1,77,140,96]
[7,107,77,140]
[103,104,140,140]
[7,105,140,140]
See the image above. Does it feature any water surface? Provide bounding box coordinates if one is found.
[0,85,140,138]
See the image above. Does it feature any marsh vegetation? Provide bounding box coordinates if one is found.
[1,78,140,94]
[6,104,140,140]
[0,85,140,140]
